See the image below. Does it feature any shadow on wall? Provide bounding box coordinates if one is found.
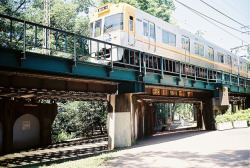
[0,122,2,153]
[13,114,40,150]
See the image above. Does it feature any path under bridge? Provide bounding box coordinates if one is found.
[0,14,249,154]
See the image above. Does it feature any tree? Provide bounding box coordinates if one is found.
[195,30,204,38]
[99,0,175,22]
[52,101,107,143]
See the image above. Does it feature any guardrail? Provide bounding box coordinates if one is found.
[0,14,249,88]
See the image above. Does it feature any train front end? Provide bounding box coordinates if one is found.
[90,3,134,64]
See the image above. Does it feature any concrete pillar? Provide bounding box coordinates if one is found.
[107,94,133,149]
[107,94,149,149]
[203,99,215,130]
[0,121,2,154]
[193,104,197,121]
[245,96,250,109]
[196,104,203,129]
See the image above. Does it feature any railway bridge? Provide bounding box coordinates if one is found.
[0,14,249,154]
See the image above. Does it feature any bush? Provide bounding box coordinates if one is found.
[231,113,248,122]
[238,108,250,125]
[52,132,75,143]
[215,114,232,123]
[215,108,250,126]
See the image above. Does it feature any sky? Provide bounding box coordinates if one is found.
[171,0,250,56]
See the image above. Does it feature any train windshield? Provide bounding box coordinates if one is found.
[104,13,123,33]
[90,22,93,37]
[94,19,102,37]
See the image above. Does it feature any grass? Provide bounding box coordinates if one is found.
[36,149,121,168]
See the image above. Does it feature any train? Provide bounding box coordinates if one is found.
[90,3,249,78]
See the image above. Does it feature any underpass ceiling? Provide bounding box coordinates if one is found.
[0,71,118,101]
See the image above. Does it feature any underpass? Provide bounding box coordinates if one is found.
[0,13,249,158]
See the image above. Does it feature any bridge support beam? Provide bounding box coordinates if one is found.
[107,94,151,149]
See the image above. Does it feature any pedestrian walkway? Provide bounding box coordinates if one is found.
[102,128,250,168]
[171,120,197,130]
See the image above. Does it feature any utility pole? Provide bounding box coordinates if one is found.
[43,0,50,55]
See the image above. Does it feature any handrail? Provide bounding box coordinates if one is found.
[0,14,249,88]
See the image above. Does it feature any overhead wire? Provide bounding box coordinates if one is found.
[174,0,250,45]
[190,6,249,45]
[175,0,246,34]
[171,15,205,32]
[200,0,247,27]
[222,0,249,24]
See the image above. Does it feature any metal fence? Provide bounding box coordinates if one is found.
[0,14,249,88]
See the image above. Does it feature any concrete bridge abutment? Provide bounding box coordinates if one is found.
[107,94,153,149]
[0,99,57,155]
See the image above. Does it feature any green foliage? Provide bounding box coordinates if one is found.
[231,113,248,122]
[238,108,250,125]
[54,132,75,143]
[195,30,204,38]
[0,0,92,33]
[99,0,175,22]
[215,108,250,125]
[215,114,232,123]
[174,103,193,120]
[52,101,107,143]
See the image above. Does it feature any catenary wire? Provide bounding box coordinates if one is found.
[175,0,246,34]
[200,0,247,27]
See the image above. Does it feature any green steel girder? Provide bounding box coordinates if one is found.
[0,47,249,94]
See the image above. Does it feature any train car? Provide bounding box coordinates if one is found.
[90,3,249,78]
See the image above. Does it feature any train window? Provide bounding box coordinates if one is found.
[233,59,237,67]
[104,13,123,33]
[182,36,190,51]
[227,55,232,66]
[90,22,94,37]
[143,21,148,36]
[169,33,176,46]
[150,24,155,39]
[240,62,243,70]
[217,52,224,63]
[195,43,204,56]
[94,19,102,37]
[199,45,204,56]
[208,47,214,60]
[129,16,133,31]
[162,30,169,44]
[162,30,176,46]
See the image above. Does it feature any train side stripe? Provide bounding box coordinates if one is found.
[135,38,247,75]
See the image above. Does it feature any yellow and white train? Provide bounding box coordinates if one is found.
[90,3,249,78]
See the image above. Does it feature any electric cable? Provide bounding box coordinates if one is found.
[175,0,246,34]
[200,0,247,27]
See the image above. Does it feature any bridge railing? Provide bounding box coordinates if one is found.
[0,14,249,89]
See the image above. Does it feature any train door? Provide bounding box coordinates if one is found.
[181,36,190,62]
[143,20,156,53]
[143,20,150,52]
[227,55,232,73]
[128,14,135,47]
[149,22,156,53]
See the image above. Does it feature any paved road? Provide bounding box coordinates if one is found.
[103,128,250,168]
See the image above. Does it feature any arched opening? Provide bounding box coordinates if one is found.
[13,114,40,150]
[0,122,2,153]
